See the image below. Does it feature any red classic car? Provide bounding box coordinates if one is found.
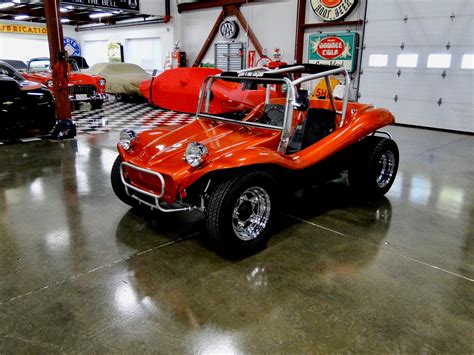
[139,67,287,114]
[23,57,106,109]
[112,64,399,256]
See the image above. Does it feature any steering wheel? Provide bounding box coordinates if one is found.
[260,105,285,126]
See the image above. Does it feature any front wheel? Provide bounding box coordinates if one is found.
[205,172,279,256]
[348,136,399,199]
[111,155,140,208]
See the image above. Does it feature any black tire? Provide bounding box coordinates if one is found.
[205,171,279,256]
[348,136,399,199]
[38,111,56,134]
[111,155,139,208]
[90,100,104,110]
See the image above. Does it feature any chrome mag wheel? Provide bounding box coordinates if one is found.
[232,186,272,241]
[376,150,396,188]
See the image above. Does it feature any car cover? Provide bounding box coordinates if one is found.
[86,62,150,96]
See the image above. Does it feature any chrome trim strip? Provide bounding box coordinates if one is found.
[373,130,393,140]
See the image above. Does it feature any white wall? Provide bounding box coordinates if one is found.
[172,0,297,66]
[0,22,78,62]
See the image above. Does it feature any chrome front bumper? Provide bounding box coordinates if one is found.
[69,93,107,102]
[119,162,196,213]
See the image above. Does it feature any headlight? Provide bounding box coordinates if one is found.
[119,129,137,150]
[99,79,106,86]
[47,80,54,88]
[184,142,208,168]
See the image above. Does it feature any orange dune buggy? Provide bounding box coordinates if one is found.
[111,65,399,254]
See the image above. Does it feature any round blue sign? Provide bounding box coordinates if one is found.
[64,37,81,56]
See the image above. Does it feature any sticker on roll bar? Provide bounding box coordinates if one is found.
[238,71,266,78]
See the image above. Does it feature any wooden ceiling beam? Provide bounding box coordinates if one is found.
[178,0,261,13]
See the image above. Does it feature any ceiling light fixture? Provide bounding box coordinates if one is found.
[14,14,30,20]
[61,18,70,23]
[60,7,69,13]
[0,2,15,9]
[89,12,113,19]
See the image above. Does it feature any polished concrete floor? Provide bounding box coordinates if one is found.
[0,125,472,352]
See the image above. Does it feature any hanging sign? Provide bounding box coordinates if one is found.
[308,32,358,72]
[62,0,139,12]
[256,56,272,68]
[0,23,47,35]
[64,37,81,56]
[219,20,239,40]
[271,47,284,62]
[310,0,358,22]
[312,78,341,98]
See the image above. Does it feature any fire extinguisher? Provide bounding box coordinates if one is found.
[172,51,187,68]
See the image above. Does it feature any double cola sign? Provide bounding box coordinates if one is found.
[308,32,358,72]
[317,37,345,59]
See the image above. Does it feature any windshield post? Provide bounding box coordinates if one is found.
[325,76,336,112]
[196,76,209,117]
[204,77,215,113]
[277,77,295,154]
[265,84,271,104]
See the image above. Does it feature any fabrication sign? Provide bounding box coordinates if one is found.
[62,0,139,11]
[0,23,47,35]
[308,32,358,72]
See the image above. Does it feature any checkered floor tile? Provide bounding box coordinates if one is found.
[73,101,194,135]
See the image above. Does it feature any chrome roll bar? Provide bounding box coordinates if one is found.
[290,67,351,127]
[196,66,351,155]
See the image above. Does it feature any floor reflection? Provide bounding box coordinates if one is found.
[112,183,393,333]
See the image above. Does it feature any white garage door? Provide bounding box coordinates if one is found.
[360,0,474,133]
[124,37,162,72]
[82,40,108,67]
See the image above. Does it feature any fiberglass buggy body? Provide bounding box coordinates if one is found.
[111,64,399,255]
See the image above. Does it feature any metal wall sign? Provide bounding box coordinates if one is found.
[0,22,47,35]
[219,20,239,40]
[64,37,81,56]
[62,0,139,12]
[308,32,358,72]
[310,0,358,21]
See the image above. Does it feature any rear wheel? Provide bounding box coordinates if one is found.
[111,155,139,208]
[348,136,399,199]
[205,172,279,256]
